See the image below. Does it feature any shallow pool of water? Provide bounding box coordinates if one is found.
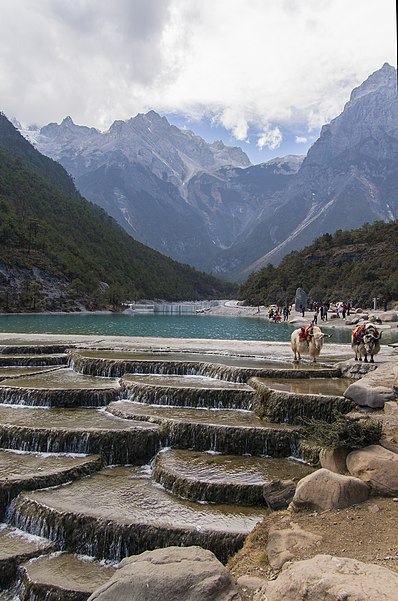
[258,377,354,396]
[24,465,266,532]
[156,449,314,484]
[0,406,152,431]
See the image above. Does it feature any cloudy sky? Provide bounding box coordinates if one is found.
[1,0,396,162]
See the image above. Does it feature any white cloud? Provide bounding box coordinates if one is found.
[257,126,283,150]
[0,0,395,141]
[295,136,308,144]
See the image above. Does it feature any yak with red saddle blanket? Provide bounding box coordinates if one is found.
[351,322,382,363]
[291,324,326,362]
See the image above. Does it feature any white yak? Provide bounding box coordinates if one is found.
[291,325,326,362]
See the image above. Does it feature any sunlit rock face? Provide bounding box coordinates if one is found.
[87,546,241,601]
[243,63,398,271]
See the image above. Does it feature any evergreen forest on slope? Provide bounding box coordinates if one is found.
[0,114,236,312]
[239,221,398,308]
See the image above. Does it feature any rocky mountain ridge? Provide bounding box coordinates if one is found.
[21,63,398,279]
[0,113,235,312]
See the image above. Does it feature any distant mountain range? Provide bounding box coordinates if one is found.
[0,113,235,312]
[20,63,398,280]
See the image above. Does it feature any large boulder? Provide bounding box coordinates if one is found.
[346,444,398,496]
[253,554,398,601]
[344,382,396,409]
[344,363,398,409]
[381,311,398,322]
[290,468,369,512]
[380,401,398,454]
[88,546,241,601]
[319,446,350,474]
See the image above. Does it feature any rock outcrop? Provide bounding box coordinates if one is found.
[266,523,322,570]
[253,554,398,601]
[290,468,370,511]
[88,546,241,601]
[344,362,398,409]
[319,446,349,474]
[346,444,398,496]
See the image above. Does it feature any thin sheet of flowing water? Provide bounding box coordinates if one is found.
[22,553,116,590]
[0,524,51,560]
[1,368,120,390]
[258,377,354,395]
[123,374,252,390]
[0,406,154,430]
[158,449,314,484]
[109,400,298,430]
[23,466,266,532]
[0,449,94,481]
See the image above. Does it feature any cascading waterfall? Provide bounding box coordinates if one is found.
[7,494,247,565]
[122,382,254,410]
[0,344,353,597]
[0,355,68,367]
[0,425,161,465]
[250,377,355,424]
[0,386,121,408]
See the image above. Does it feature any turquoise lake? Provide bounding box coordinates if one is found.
[0,313,365,344]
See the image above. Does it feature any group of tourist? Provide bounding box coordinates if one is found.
[267,305,292,322]
[266,300,354,324]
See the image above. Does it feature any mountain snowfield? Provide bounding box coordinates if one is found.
[20,63,398,280]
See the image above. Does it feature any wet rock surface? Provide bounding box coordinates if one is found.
[8,466,266,564]
[0,450,102,516]
[0,525,54,587]
[18,552,116,601]
[153,449,313,506]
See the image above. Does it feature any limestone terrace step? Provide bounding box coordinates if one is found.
[0,355,68,368]
[121,374,254,410]
[152,449,314,505]
[9,466,267,564]
[0,345,71,355]
[0,406,161,465]
[18,552,116,601]
[0,450,103,516]
[107,401,301,457]
[0,524,54,587]
[0,368,121,408]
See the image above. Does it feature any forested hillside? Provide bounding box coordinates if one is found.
[0,114,235,312]
[239,221,398,308]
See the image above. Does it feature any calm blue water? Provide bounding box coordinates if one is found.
[0,313,359,343]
